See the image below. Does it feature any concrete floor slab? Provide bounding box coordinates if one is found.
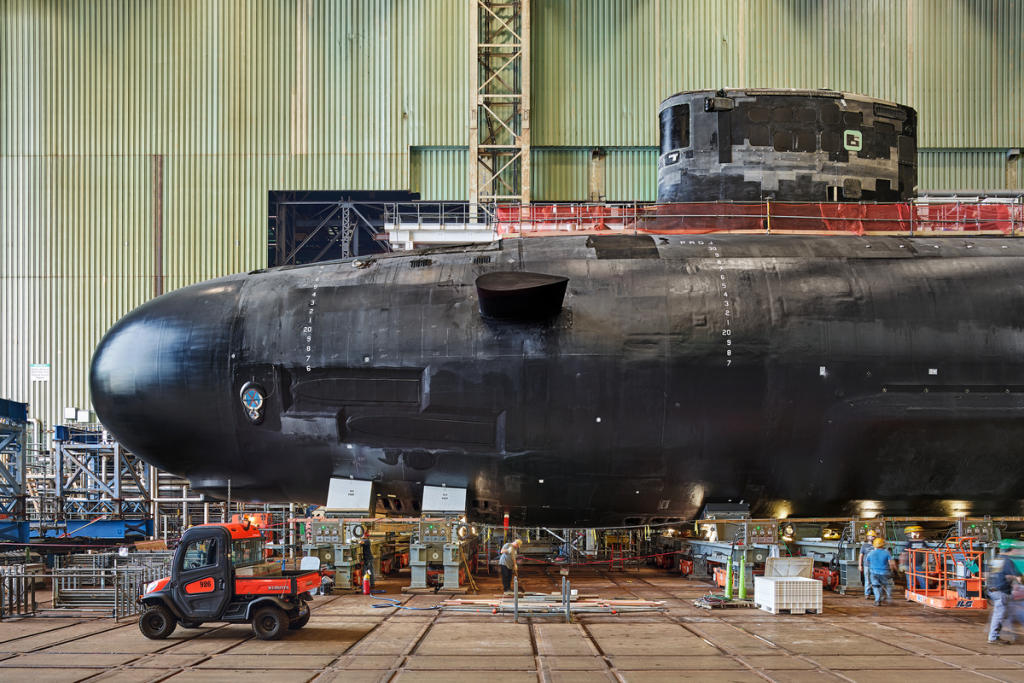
[542,672,616,683]
[129,653,210,668]
[534,624,599,656]
[686,623,779,655]
[330,655,403,669]
[159,625,258,654]
[539,656,608,670]
[227,622,378,656]
[0,621,128,652]
[0,668,105,683]
[0,567,1015,683]
[736,656,815,670]
[348,621,430,655]
[0,619,88,644]
[165,670,320,683]
[837,672,994,683]
[609,656,743,670]
[313,672,393,683]
[415,623,532,656]
[586,623,721,656]
[196,654,337,669]
[932,655,1023,669]
[616,672,765,682]
[87,670,175,683]
[740,624,907,656]
[805,655,953,669]
[981,671,1024,683]
[756,673,850,683]
[836,623,976,656]
[405,656,535,669]
[393,673,537,683]
[0,652,140,667]
[41,624,196,653]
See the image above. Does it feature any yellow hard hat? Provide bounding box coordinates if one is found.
[872,537,886,548]
[866,530,877,538]
[904,525,923,534]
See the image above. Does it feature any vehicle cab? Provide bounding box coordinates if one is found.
[139,522,317,640]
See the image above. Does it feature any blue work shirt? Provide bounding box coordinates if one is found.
[866,547,894,575]
[988,554,1022,594]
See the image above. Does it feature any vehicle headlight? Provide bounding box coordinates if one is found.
[145,581,160,594]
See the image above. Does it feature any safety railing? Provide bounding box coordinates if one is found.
[0,569,37,620]
[492,198,1024,238]
[52,565,165,620]
[905,536,987,610]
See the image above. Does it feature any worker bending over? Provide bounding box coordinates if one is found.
[500,539,523,596]
[865,537,897,606]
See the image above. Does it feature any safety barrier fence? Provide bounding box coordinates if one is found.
[58,551,173,571]
[0,561,168,621]
[52,565,165,620]
[0,568,36,619]
[492,200,1024,237]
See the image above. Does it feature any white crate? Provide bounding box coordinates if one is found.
[754,576,822,615]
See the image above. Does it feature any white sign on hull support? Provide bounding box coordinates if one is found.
[421,485,467,514]
[325,478,375,516]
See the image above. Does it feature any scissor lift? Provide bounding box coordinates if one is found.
[906,536,987,610]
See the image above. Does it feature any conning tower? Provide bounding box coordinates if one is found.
[657,89,918,203]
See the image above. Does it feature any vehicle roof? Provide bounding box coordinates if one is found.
[190,522,263,540]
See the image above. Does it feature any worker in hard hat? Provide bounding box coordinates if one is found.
[361,531,375,590]
[858,530,878,600]
[865,536,897,606]
[987,540,1024,644]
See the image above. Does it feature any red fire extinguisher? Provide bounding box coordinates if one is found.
[362,570,372,595]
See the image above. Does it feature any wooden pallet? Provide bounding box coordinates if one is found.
[755,604,820,615]
[693,596,757,610]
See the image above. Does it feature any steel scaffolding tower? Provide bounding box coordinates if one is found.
[0,400,29,543]
[469,0,531,211]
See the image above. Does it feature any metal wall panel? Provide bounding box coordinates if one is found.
[605,148,658,202]
[913,0,1023,148]
[918,149,1014,191]
[411,147,468,201]
[657,0,741,101]
[530,0,1023,148]
[1,156,153,429]
[532,0,656,146]
[531,148,589,201]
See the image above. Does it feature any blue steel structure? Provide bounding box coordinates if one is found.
[0,399,30,544]
[43,426,155,540]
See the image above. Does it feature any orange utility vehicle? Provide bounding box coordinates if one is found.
[138,522,320,640]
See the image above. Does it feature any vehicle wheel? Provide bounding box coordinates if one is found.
[288,602,311,630]
[252,605,288,640]
[179,620,204,629]
[138,605,177,640]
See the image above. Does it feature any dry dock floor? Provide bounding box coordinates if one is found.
[1,566,1021,683]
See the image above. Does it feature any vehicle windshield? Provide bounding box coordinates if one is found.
[231,538,264,567]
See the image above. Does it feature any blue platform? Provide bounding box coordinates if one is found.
[0,398,27,423]
[0,520,30,544]
[30,519,154,540]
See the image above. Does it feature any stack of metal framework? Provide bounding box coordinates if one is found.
[22,423,297,544]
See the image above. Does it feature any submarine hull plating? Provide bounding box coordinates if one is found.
[91,234,1024,525]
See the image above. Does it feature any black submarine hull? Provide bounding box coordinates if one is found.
[90,234,1024,526]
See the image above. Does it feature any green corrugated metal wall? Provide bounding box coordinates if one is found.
[919,150,1020,191]
[2,0,1022,427]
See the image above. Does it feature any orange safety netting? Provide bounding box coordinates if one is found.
[494,202,1024,237]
